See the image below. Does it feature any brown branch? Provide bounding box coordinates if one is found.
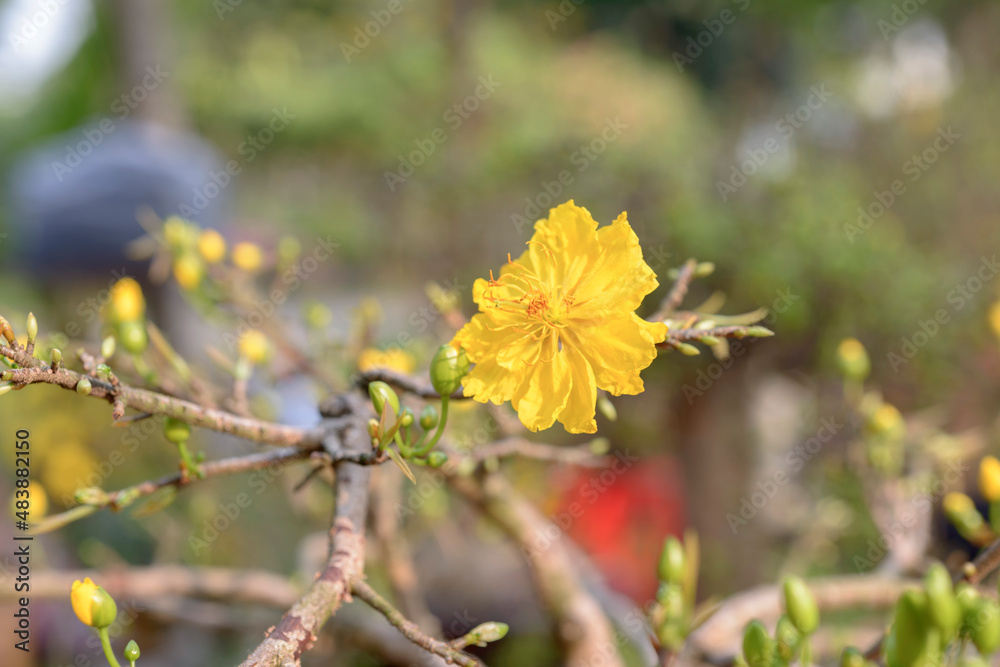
[2,343,321,447]
[351,579,481,667]
[239,412,372,666]
[652,259,697,321]
[449,471,625,667]
[354,368,467,400]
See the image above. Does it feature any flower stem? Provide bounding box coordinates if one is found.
[98,627,123,667]
[414,395,448,456]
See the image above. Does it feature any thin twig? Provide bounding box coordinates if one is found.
[354,368,467,400]
[352,579,481,667]
[468,437,610,467]
[652,259,697,321]
[2,343,321,447]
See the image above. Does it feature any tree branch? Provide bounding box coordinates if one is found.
[351,579,482,667]
[239,406,372,667]
[2,343,320,447]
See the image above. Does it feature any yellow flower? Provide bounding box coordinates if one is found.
[981,456,1000,503]
[989,301,1000,339]
[109,278,145,322]
[232,242,264,272]
[238,329,271,364]
[358,347,416,374]
[451,201,667,433]
[173,254,204,290]
[71,577,118,628]
[198,229,227,264]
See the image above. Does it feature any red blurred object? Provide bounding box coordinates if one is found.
[552,453,687,601]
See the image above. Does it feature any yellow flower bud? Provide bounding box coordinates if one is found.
[989,301,1000,339]
[237,330,271,364]
[109,278,145,322]
[868,403,904,440]
[197,229,227,264]
[944,491,976,516]
[232,242,263,272]
[70,577,118,628]
[173,254,204,290]
[836,337,870,381]
[980,456,1000,503]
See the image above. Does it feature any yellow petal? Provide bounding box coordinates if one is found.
[461,354,523,405]
[565,314,666,396]
[570,212,660,314]
[510,336,571,432]
[559,343,598,433]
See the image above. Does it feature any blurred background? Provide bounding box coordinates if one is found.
[2,0,1000,664]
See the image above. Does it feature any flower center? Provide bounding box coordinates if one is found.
[485,253,574,332]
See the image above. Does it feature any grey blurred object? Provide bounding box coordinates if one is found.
[6,119,228,282]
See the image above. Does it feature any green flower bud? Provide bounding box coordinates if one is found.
[597,394,617,422]
[367,419,379,439]
[74,487,110,506]
[0,370,12,381]
[26,312,37,343]
[894,590,934,667]
[468,621,508,645]
[0,384,11,398]
[657,536,685,585]
[970,599,1000,654]
[924,562,960,640]
[745,326,775,338]
[96,364,112,380]
[676,342,701,356]
[694,261,715,278]
[368,381,400,418]
[775,614,801,662]
[51,348,62,365]
[0,316,14,344]
[429,344,469,396]
[656,582,684,622]
[163,417,191,445]
[400,406,414,428]
[840,647,865,667]
[124,639,140,661]
[76,377,92,396]
[783,576,819,636]
[419,405,439,430]
[742,621,774,667]
[101,336,116,359]
[118,320,148,355]
[426,451,448,468]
